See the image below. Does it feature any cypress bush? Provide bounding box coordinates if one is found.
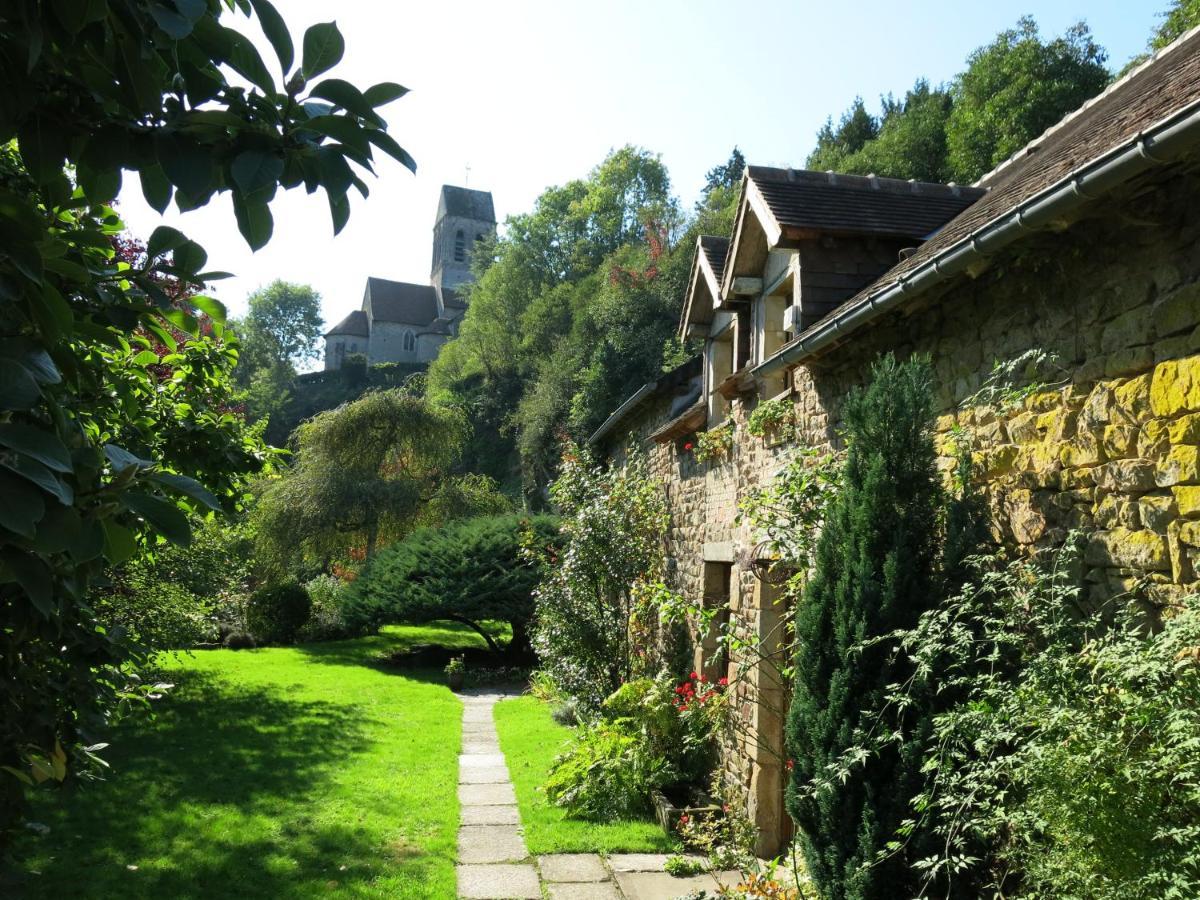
[785,353,979,900]
[343,515,560,656]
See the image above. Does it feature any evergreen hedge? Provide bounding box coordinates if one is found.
[785,354,980,900]
[344,515,561,656]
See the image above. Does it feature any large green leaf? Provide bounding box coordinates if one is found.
[147,225,188,259]
[173,239,208,275]
[150,471,221,511]
[0,470,46,539]
[149,4,194,39]
[231,149,284,197]
[156,134,215,198]
[363,82,409,107]
[122,492,192,545]
[188,295,227,322]
[0,454,73,505]
[0,359,41,409]
[302,22,345,78]
[0,549,54,618]
[299,115,370,156]
[250,0,293,73]
[0,423,72,472]
[140,164,174,213]
[232,192,273,250]
[309,78,379,123]
[101,519,137,565]
[365,129,417,174]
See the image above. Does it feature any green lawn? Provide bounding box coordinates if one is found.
[6,623,493,900]
[494,695,677,854]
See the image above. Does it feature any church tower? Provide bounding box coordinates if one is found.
[430,185,496,303]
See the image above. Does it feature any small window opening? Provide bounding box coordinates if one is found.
[402,330,417,353]
[454,229,466,262]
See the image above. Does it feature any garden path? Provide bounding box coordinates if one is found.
[454,691,738,899]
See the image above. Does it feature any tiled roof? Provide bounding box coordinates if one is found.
[325,308,368,337]
[791,25,1200,349]
[364,277,440,326]
[439,185,495,223]
[699,235,730,283]
[746,166,985,240]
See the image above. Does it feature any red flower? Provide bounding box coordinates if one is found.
[786,759,795,771]
[718,677,729,687]
[684,442,694,451]
[689,671,697,680]
[679,814,690,825]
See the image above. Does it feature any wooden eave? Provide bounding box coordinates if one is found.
[716,366,757,400]
[650,399,706,444]
[677,240,724,340]
[720,177,781,304]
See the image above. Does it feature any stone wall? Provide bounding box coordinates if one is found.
[598,165,1200,855]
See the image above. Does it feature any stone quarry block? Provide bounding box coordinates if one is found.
[538,854,609,883]
[458,824,528,864]
[457,864,541,899]
[1093,459,1157,493]
[1174,486,1200,516]
[1114,374,1152,423]
[1169,413,1200,445]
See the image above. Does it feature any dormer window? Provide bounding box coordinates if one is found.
[454,229,466,262]
[403,329,417,353]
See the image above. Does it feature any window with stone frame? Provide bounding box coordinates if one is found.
[402,329,417,353]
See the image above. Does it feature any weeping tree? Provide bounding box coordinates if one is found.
[254,389,503,573]
[786,354,982,900]
[343,514,562,657]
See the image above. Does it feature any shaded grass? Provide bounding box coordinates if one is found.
[494,695,676,854]
[5,621,495,899]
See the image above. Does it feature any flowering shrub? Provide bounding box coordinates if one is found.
[528,443,669,709]
[693,421,734,463]
[746,397,795,441]
[544,672,726,820]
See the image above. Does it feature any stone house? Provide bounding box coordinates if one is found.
[589,29,1200,855]
[323,185,495,369]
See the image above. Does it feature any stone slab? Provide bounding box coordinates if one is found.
[457,863,541,899]
[546,883,622,899]
[459,782,517,806]
[460,753,508,767]
[606,854,673,873]
[462,723,497,736]
[462,804,521,826]
[459,766,512,784]
[458,824,529,864]
[614,870,741,900]
[537,853,609,883]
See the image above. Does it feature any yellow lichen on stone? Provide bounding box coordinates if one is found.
[1026,391,1063,413]
[1157,444,1200,487]
[1102,424,1137,458]
[983,445,1021,476]
[1180,520,1200,547]
[1169,413,1200,444]
[1138,419,1171,458]
[1149,355,1200,418]
[1059,433,1105,468]
[1114,373,1153,423]
[1174,486,1200,517]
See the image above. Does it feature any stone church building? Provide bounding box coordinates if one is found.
[591,29,1200,855]
[323,185,495,369]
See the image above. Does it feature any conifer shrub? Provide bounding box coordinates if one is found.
[344,515,561,657]
[245,582,312,645]
[785,353,980,900]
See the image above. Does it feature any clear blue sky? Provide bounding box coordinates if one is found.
[115,0,1164,335]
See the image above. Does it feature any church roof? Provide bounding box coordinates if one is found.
[364,277,440,325]
[439,185,495,223]
[325,308,368,337]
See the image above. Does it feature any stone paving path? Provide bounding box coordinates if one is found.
[454,691,740,900]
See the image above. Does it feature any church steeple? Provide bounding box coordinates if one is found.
[431,185,495,298]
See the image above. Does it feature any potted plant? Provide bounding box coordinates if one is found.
[445,655,466,691]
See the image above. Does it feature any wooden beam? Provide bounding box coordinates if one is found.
[731,276,763,296]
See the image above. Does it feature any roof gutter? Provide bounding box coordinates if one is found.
[753,98,1200,378]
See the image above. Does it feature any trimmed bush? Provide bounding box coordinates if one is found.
[245,582,312,645]
[222,632,257,650]
[344,515,560,656]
